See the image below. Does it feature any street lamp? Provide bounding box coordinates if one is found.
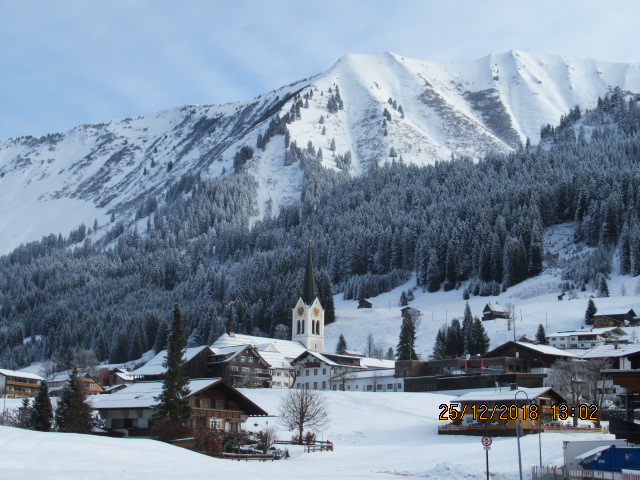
[514,390,529,480]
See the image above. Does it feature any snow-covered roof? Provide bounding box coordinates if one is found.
[455,386,561,403]
[359,357,395,369]
[575,445,613,461]
[0,369,45,381]
[130,346,213,377]
[484,304,509,313]
[514,341,576,357]
[297,350,341,367]
[548,327,627,338]
[257,349,291,370]
[212,333,307,360]
[578,343,640,359]
[93,378,222,410]
[209,344,248,362]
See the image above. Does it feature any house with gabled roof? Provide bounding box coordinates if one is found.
[482,303,510,321]
[482,340,575,368]
[0,369,44,398]
[130,345,214,381]
[208,344,271,388]
[93,378,267,437]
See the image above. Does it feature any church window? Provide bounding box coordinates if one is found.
[297,320,301,334]
[301,320,304,334]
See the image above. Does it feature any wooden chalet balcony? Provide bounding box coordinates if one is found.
[7,380,40,389]
[190,408,244,420]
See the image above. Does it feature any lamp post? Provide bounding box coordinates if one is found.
[514,390,529,480]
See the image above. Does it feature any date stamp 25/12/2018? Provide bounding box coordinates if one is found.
[438,403,599,422]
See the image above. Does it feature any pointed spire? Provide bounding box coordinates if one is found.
[302,243,316,305]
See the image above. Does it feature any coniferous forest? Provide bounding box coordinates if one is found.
[0,89,639,369]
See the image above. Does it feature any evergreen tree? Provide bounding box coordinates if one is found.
[55,367,94,433]
[471,318,490,355]
[399,291,408,306]
[585,299,598,325]
[426,250,440,293]
[153,303,191,439]
[29,381,53,431]
[462,303,473,353]
[396,316,418,360]
[386,347,395,360]
[598,275,610,297]
[335,334,347,354]
[445,318,464,358]
[535,324,548,345]
[432,328,447,360]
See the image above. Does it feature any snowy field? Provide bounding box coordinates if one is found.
[0,388,616,480]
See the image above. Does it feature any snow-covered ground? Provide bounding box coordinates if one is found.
[0,388,616,479]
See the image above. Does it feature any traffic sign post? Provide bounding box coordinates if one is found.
[481,436,492,480]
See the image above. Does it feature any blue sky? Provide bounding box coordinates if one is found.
[1,0,638,140]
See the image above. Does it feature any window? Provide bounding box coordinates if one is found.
[241,367,249,372]
[367,385,372,391]
[314,369,318,375]
[314,382,318,389]
[305,370,310,376]
[322,368,326,375]
[347,385,351,390]
[202,399,211,408]
[322,381,326,389]
[240,356,246,362]
[305,383,309,389]
[230,366,239,371]
[215,400,225,410]
[248,356,254,363]
[377,384,382,391]
[387,384,393,390]
[332,385,337,391]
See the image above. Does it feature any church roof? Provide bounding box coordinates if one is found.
[302,244,316,306]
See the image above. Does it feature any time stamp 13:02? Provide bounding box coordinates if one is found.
[438,403,599,421]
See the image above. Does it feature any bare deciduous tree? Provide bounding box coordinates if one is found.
[547,358,585,426]
[581,357,614,427]
[278,389,329,444]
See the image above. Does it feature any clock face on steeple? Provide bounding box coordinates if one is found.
[312,306,320,317]
[297,306,304,316]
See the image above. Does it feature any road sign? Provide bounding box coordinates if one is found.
[481,436,492,447]
[484,446,491,451]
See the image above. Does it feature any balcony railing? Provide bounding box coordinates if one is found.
[191,408,243,420]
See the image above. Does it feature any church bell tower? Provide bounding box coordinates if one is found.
[292,245,325,352]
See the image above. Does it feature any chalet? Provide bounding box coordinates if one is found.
[438,386,567,436]
[482,341,575,368]
[482,303,510,321]
[291,350,394,391]
[48,371,105,396]
[130,345,214,380]
[401,306,421,319]
[0,369,44,398]
[357,298,372,309]
[547,327,628,350]
[98,367,139,389]
[93,378,267,437]
[592,310,637,328]
[208,344,272,388]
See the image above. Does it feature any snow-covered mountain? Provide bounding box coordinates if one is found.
[1,50,639,254]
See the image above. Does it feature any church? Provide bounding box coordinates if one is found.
[211,245,394,390]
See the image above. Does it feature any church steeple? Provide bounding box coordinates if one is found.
[292,243,324,352]
[302,244,316,305]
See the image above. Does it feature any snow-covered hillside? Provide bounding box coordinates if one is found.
[1,50,639,253]
[324,223,640,359]
[0,388,615,479]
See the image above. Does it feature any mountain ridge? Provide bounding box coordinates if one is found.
[0,50,639,253]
